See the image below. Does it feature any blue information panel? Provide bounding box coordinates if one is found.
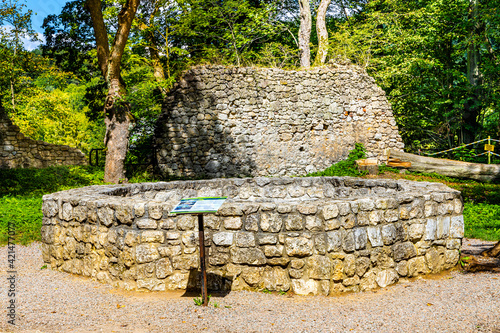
[171,197,227,214]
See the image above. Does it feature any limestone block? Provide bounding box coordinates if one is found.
[262,267,290,291]
[136,218,158,230]
[407,256,429,277]
[342,230,355,252]
[337,202,350,216]
[147,203,164,220]
[177,215,195,230]
[258,234,277,245]
[291,279,319,295]
[244,214,259,232]
[297,204,317,215]
[425,246,446,273]
[424,218,437,240]
[354,228,367,250]
[409,223,425,241]
[141,230,165,243]
[305,216,323,231]
[340,214,355,229]
[224,216,243,230]
[445,249,459,269]
[42,200,58,217]
[356,257,371,277]
[158,245,181,258]
[136,244,160,263]
[376,269,398,287]
[381,224,396,245]
[236,232,256,247]
[115,205,134,225]
[367,226,383,247]
[181,231,198,247]
[165,272,189,290]
[213,232,234,246]
[260,212,282,232]
[357,198,375,211]
[322,204,339,220]
[241,267,264,287]
[450,215,464,238]
[285,237,314,257]
[230,247,266,265]
[344,254,356,277]
[172,254,199,270]
[97,207,115,227]
[392,242,417,262]
[62,202,73,221]
[306,255,331,279]
[156,258,174,279]
[134,203,145,217]
[284,214,304,231]
[436,216,450,239]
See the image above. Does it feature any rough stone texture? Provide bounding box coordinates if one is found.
[154,66,404,178]
[41,176,463,295]
[0,108,87,169]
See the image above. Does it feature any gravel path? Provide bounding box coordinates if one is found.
[1,240,499,333]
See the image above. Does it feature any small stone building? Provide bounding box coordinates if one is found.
[154,65,404,178]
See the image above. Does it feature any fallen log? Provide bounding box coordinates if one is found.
[388,149,500,182]
[461,240,500,272]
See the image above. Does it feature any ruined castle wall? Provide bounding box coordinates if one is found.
[155,66,404,178]
[0,110,87,169]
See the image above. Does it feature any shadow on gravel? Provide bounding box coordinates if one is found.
[181,270,232,298]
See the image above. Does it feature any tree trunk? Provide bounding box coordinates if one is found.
[388,149,500,182]
[463,0,481,144]
[86,0,140,183]
[298,0,312,68]
[482,241,500,258]
[313,0,331,66]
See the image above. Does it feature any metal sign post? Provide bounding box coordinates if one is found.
[171,197,227,307]
[197,213,208,306]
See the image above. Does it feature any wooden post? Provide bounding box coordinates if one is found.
[488,136,491,164]
[197,214,208,306]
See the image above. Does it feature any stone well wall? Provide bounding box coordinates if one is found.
[41,177,463,295]
[0,109,87,169]
[155,65,404,178]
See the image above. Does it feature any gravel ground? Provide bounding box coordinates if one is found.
[1,240,499,333]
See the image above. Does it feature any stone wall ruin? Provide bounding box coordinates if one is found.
[0,109,87,169]
[41,177,463,295]
[155,66,404,178]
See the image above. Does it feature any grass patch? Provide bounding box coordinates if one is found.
[306,143,368,177]
[463,202,500,241]
[0,165,161,245]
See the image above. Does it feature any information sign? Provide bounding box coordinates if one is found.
[485,144,495,152]
[171,197,227,214]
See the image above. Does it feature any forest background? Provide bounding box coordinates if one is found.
[2,0,500,166]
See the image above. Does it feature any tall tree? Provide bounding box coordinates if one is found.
[298,0,312,67]
[85,0,140,183]
[0,0,38,112]
[313,0,331,66]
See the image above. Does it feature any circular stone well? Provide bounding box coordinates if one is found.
[41,177,464,295]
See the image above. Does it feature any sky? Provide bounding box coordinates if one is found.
[16,0,67,49]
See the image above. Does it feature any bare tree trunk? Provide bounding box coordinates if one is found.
[86,0,140,184]
[298,0,312,68]
[464,0,481,144]
[313,0,331,66]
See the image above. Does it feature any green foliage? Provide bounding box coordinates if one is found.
[193,294,211,306]
[0,166,105,197]
[0,195,42,245]
[463,202,500,241]
[306,143,367,177]
[377,164,399,174]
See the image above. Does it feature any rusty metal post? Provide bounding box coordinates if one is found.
[198,214,208,306]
